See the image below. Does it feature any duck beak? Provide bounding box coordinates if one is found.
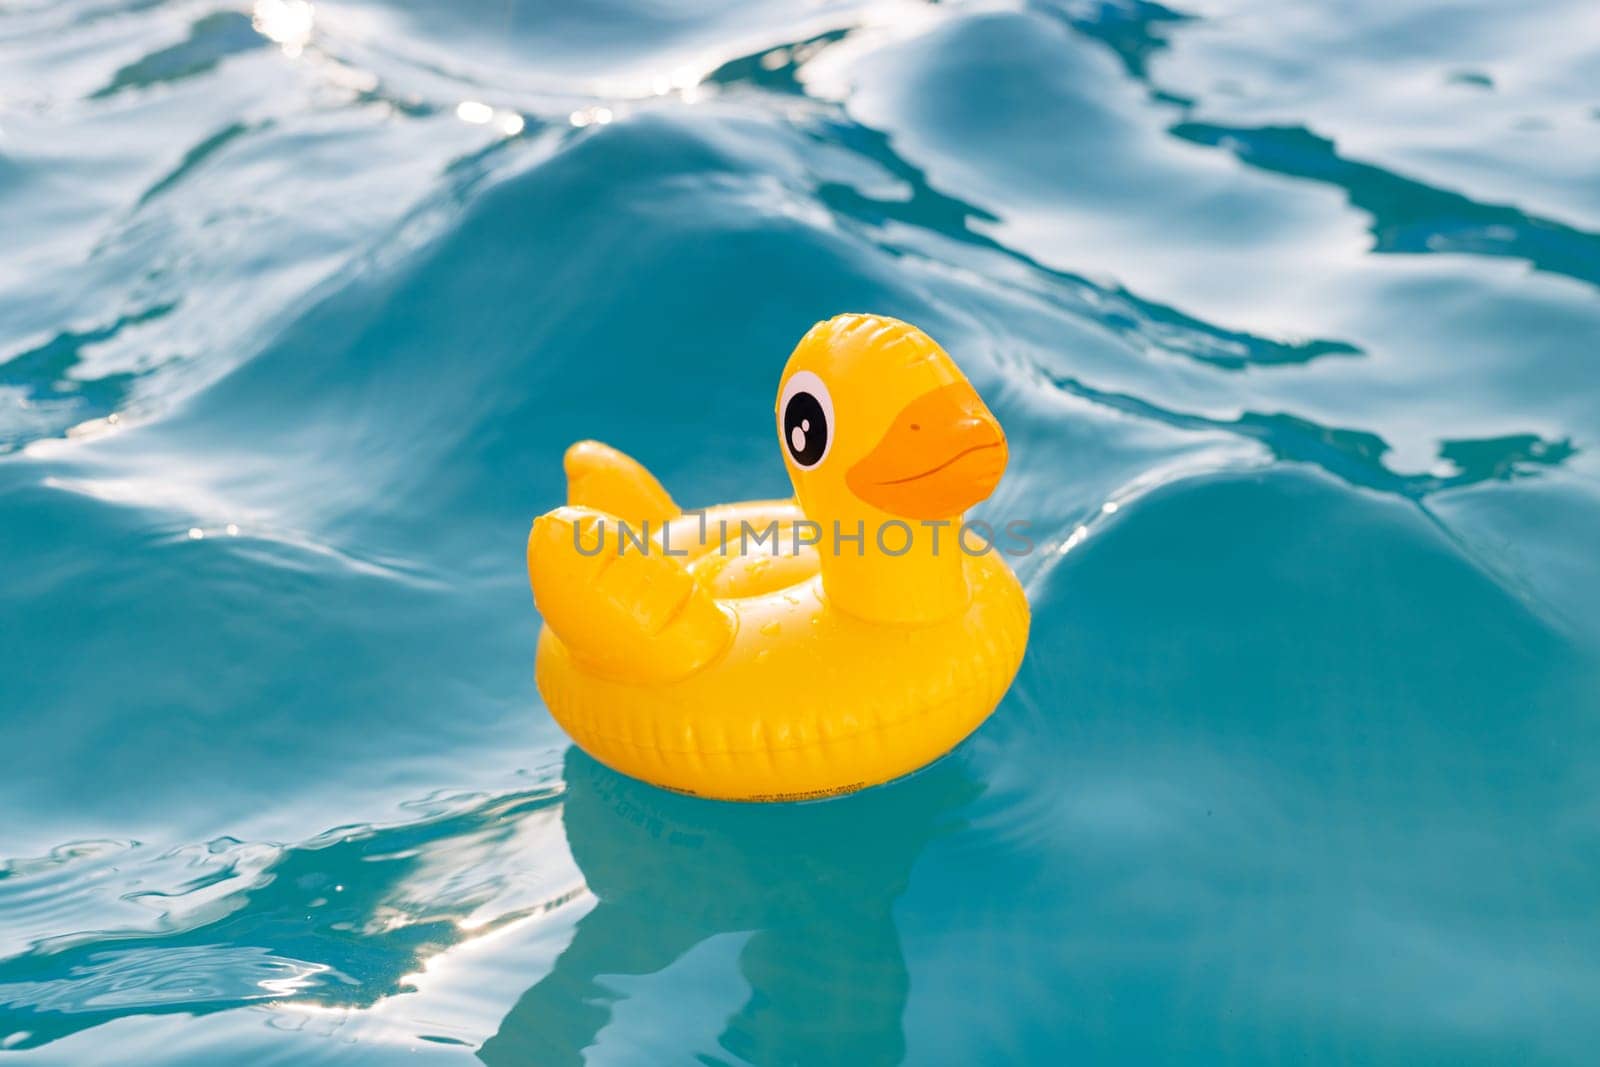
[846,382,1008,520]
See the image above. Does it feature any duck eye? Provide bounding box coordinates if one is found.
[779,370,834,470]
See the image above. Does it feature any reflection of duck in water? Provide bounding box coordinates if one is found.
[479,747,981,1066]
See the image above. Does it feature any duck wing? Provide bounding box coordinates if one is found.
[563,440,678,526]
[528,505,733,683]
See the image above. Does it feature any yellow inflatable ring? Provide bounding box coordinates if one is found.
[527,314,1030,801]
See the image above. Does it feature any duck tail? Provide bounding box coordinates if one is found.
[527,506,732,683]
[563,441,679,526]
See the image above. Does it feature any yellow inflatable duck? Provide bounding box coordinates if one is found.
[527,314,1029,801]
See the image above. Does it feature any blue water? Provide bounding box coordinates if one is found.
[3,0,1599,1062]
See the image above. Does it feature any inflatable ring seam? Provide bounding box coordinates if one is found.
[551,607,1026,757]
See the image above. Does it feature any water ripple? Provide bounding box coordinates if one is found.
[1046,371,1578,499]
[0,785,571,1051]
[0,303,175,455]
[1173,121,1600,289]
[89,11,265,100]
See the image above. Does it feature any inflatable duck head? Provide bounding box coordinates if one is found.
[777,313,1007,524]
[776,314,1008,621]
